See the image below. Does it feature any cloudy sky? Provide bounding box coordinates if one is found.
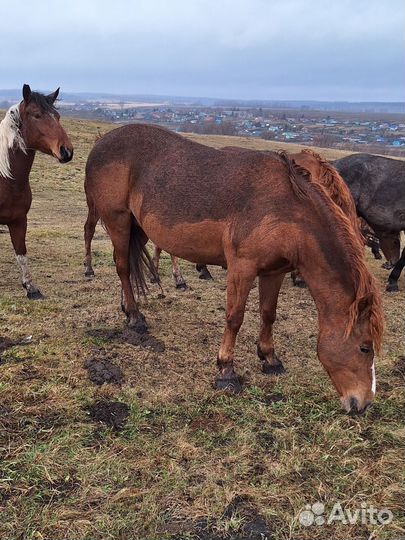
[0,0,403,101]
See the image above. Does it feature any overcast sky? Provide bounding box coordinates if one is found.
[0,0,403,101]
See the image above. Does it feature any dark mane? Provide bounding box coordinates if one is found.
[278,150,384,352]
[26,92,58,114]
[276,150,310,199]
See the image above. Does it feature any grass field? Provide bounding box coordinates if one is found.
[0,116,404,540]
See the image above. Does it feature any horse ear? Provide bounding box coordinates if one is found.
[47,88,60,104]
[22,84,32,102]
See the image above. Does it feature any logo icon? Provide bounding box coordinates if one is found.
[299,502,325,527]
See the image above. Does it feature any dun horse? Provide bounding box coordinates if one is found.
[0,84,73,298]
[84,124,383,414]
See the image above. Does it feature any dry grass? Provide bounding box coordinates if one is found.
[0,116,404,540]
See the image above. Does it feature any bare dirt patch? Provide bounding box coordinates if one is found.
[87,327,165,352]
[87,400,130,431]
[84,355,124,386]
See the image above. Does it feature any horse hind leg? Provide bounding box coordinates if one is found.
[104,211,149,333]
[291,270,307,288]
[8,218,43,300]
[196,264,213,280]
[171,255,187,290]
[84,200,99,277]
[257,274,286,374]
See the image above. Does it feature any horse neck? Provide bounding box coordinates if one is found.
[297,234,354,326]
[8,147,35,183]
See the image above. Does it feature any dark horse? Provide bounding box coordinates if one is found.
[0,84,73,298]
[85,124,383,414]
[334,153,405,291]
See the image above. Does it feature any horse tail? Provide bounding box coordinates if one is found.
[128,215,160,297]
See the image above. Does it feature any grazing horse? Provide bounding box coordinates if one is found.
[0,84,73,298]
[85,124,383,414]
[334,153,405,289]
[221,147,361,288]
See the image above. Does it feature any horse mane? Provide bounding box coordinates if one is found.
[300,149,358,221]
[278,150,384,352]
[277,150,310,199]
[0,104,26,179]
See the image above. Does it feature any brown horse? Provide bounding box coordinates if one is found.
[289,149,362,287]
[221,147,362,288]
[84,124,383,414]
[0,84,73,298]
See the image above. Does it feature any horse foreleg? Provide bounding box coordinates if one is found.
[386,247,405,292]
[257,273,286,374]
[171,255,187,290]
[8,217,43,299]
[105,212,147,332]
[215,263,256,393]
[377,231,400,269]
[84,204,99,277]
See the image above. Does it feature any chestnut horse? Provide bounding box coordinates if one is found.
[220,147,362,288]
[150,146,361,289]
[84,124,383,414]
[0,84,73,298]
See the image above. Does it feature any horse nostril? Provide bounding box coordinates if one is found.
[349,396,359,415]
[60,146,73,162]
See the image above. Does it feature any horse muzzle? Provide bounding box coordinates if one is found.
[58,145,73,163]
[342,395,373,416]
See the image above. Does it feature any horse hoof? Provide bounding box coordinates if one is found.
[215,375,242,393]
[27,289,44,300]
[293,278,307,288]
[176,282,187,290]
[374,253,382,260]
[262,361,286,375]
[128,315,148,334]
[382,262,394,270]
[386,282,399,292]
[85,269,95,278]
[199,270,213,280]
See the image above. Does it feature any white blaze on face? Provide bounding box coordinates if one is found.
[371,361,376,395]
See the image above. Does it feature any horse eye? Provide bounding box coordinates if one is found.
[34,113,41,119]
[360,345,371,354]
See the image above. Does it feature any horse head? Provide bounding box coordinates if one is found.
[18,84,73,163]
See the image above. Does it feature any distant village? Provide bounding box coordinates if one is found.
[36,99,405,157]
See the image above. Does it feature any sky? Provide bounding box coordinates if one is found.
[0,0,404,101]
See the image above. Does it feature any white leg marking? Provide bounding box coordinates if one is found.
[15,254,37,293]
[371,361,376,395]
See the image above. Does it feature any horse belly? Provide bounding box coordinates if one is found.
[138,213,226,266]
